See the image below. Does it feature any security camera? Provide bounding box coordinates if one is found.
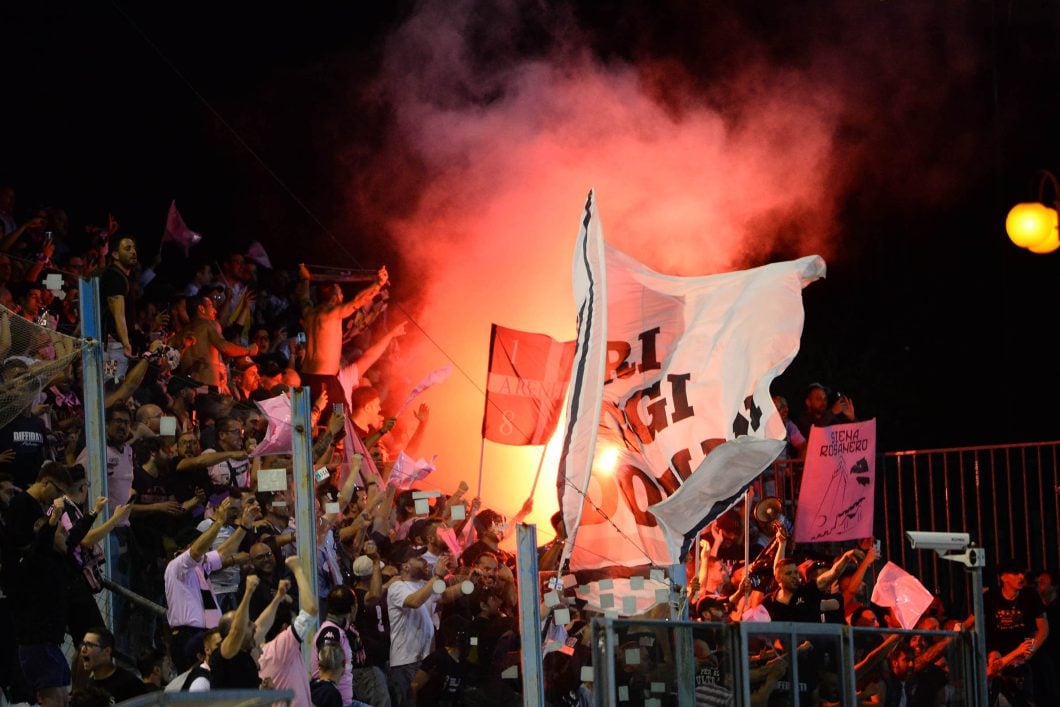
[905,531,970,555]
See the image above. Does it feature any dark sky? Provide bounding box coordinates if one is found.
[4,1,1060,454]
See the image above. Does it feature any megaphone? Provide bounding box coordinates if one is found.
[754,496,792,537]
[754,497,783,525]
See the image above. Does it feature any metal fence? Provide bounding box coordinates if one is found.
[590,617,978,707]
[116,690,294,705]
[768,440,1060,616]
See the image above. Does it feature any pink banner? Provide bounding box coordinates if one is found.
[162,200,202,257]
[793,418,876,543]
[252,394,293,456]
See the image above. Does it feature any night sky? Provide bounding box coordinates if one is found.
[5,0,1060,467]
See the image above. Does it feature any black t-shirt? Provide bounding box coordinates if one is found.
[465,614,516,684]
[984,588,1045,655]
[310,678,343,707]
[90,666,150,702]
[168,463,211,525]
[761,583,826,623]
[100,263,134,347]
[417,648,464,705]
[209,647,260,689]
[1,490,45,560]
[352,585,390,667]
[10,522,71,645]
[0,414,47,489]
[131,463,176,507]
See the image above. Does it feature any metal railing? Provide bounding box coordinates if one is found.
[590,617,979,707]
[116,690,294,705]
[766,441,1060,615]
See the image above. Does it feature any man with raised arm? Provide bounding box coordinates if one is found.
[209,573,262,689]
[164,497,257,673]
[387,550,464,707]
[258,555,319,704]
[297,264,406,418]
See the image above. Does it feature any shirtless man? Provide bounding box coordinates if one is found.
[177,292,257,393]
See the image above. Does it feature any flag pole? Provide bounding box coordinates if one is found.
[458,437,487,552]
[476,436,486,500]
[694,531,702,590]
[527,435,551,499]
[744,487,753,573]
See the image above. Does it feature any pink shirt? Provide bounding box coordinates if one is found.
[311,618,354,704]
[164,549,223,628]
[259,610,313,707]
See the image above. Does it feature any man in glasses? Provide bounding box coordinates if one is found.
[242,541,297,621]
[81,626,148,702]
[1,460,71,557]
[203,417,251,493]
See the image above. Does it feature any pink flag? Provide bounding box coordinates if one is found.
[251,394,293,457]
[387,451,436,489]
[870,561,934,629]
[793,419,877,543]
[344,413,383,487]
[246,241,272,270]
[396,365,452,418]
[162,200,202,257]
[436,526,463,558]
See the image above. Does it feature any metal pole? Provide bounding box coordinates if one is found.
[603,616,618,707]
[790,628,801,707]
[971,562,988,707]
[669,559,695,705]
[291,387,320,673]
[79,277,111,625]
[516,523,545,707]
[101,579,166,616]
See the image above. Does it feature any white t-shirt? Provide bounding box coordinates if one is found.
[387,580,439,667]
[203,449,250,489]
[76,443,134,526]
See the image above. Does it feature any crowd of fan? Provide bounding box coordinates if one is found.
[0,189,1055,707]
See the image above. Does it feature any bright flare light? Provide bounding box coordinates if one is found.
[594,445,621,477]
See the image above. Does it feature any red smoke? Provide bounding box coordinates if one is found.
[345,0,986,535]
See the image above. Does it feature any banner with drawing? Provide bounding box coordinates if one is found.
[793,418,876,543]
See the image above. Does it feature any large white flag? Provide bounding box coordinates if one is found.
[558,190,826,571]
[556,191,609,572]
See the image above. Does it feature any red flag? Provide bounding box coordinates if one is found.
[162,200,202,257]
[482,324,575,445]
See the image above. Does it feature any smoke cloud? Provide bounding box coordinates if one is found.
[340,0,988,529]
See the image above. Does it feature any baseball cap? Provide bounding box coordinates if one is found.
[352,555,376,577]
[232,356,257,372]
